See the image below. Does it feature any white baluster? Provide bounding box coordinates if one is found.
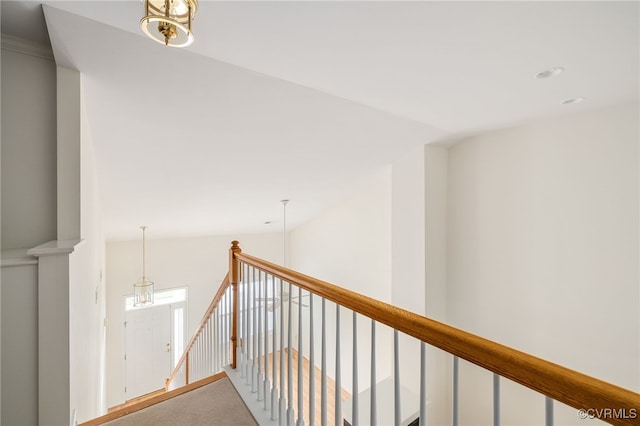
[420,342,427,426]
[335,306,342,426]
[214,308,218,374]
[370,321,376,426]
[321,298,327,426]
[545,397,554,426]
[271,275,278,420]
[204,321,209,376]
[264,273,270,410]
[244,264,251,382]
[309,294,315,426]
[287,283,295,426]
[296,286,305,426]
[493,374,500,426]
[223,291,227,367]
[453,356,459,426]
[258,271,264,402]
[394,330,400,426]
[279,278,286,426]
[352,311,358,426]
[217,302,221,372]
[251,268,258,393]
[227,286,232,366]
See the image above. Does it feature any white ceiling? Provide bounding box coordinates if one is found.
[2,1,638,241]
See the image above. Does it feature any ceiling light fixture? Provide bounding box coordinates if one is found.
[141,0,198,47]
[133,226,154,307]
[536,67,564,79]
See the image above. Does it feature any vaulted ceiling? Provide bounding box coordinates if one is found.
[2,1,638,240]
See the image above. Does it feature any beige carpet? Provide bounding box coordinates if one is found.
[105,378,257,426]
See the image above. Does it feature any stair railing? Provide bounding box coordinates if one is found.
[165,273,233,390]
[168,241,640,425]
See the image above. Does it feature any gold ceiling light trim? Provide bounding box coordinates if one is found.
[141,0,198,48]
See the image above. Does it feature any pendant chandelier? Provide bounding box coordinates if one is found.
[133,226,154,307]
[141,0,198,48]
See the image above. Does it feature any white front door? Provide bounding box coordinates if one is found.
[125,304,172,399]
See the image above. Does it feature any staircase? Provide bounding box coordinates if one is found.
[85,241,640,425]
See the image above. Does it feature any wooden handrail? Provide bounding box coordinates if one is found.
[235,250,640,426]
[165,273,231,388]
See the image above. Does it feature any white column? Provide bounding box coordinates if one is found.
[29,239,81,426]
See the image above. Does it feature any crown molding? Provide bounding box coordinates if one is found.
[1,33,54,61]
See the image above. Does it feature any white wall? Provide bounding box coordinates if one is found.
[0,261,38,426]
[447,103,639,425]
[105,233,281,407]
[0,37,56,425]
[1,40,57,249]
[68,79,107,423]
[290,167,393,394]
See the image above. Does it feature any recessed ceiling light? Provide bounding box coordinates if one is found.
[561,97,585,105]
[536,67,564,79]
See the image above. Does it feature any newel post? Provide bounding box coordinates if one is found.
[229,240,241,369]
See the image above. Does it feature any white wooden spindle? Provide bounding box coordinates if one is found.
[264,273,270,410]
[193,340,197,382]
[420,342,427,426]
[199,336,203,380]
[243,264,251,376]
[209,318,213,375]
[210,315,214,373]
[202,330,205,377]
[272,275,278,420]
[209,318,213,374]
[453,356,459,426]
[352,311,358,426]
[217,303,221,371]
[258,271,264,402]
[321,298,327,426]
[220,296,224,372]
[335,306,342,426]
[394,330,400,426]
[235,282,240,373]
[204,321,209,376]
[237,272,243,375]
[287,283,294,425]
[213,306,218,374]
[239,265,244,377]
[308,294,315,426]
[223,293,227,368]
[279,278,286,426]
[227,285,232,365]
[200,324,204,379]
[252,268,258,392]
[243,265,249,380]
[545,397,554,426]
[493,374,500,426]
[245,264,251,381]
[370,321,376,426]
[296,287,305,426]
